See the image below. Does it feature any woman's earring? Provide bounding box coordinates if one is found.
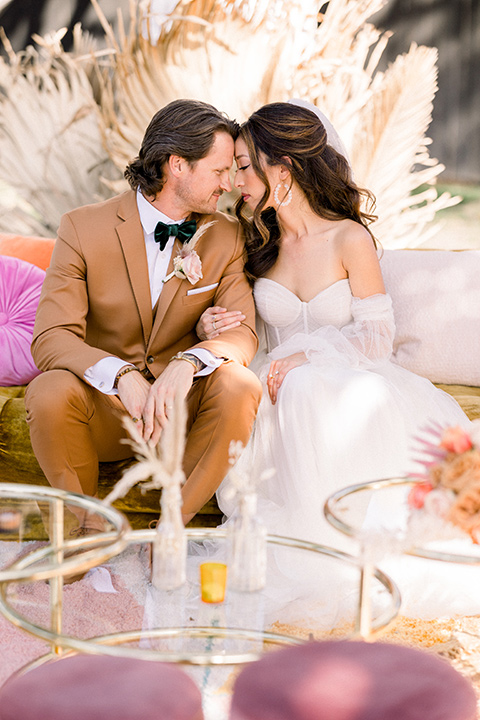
[273,182,293,207]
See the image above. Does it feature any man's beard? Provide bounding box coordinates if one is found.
[176,180,223,215]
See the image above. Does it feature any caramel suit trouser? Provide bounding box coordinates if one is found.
[25,362,262,523]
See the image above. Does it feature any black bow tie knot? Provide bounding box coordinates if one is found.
[154,220,197,251]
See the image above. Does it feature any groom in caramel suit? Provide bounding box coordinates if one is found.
[25,99,262,529]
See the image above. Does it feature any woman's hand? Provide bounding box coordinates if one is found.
[196,306,246,340]
[267,352,307,405]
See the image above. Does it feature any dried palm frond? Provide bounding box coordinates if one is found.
[91,0,317,176]
[0,0,458,245]
[0,33,120,235]
[351,43,459,247]
[89,0,452,247]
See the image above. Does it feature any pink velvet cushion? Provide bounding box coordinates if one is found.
[230,640,477,720]
[0,655,204,720]
[0,255,45,386]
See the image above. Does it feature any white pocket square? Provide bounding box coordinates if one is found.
[187,282,219,296]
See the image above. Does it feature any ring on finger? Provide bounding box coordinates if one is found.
[274,370,280,376]
[212,319,217,331]
[132,417,139,423]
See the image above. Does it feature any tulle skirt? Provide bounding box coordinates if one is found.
[216,359,479,619]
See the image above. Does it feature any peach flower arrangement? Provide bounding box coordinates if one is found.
[408,421,480,542]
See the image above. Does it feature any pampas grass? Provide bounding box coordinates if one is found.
[0,0,458,247]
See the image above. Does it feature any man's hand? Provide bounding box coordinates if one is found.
[142,359,195,444]
[116,369,159,437]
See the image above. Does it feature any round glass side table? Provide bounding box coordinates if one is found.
[0,528,400,657]
[0,482,130,581]
[0,482,130,653]
[0,521,400,719]
[325,477,480,563]
[324,477,480,628]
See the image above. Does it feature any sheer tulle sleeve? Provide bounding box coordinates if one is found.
[341,293,395,362]
[267,293,395,371]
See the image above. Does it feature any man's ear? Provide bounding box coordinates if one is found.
[168,154,187,178]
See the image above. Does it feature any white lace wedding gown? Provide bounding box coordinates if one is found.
[216,279,480,618]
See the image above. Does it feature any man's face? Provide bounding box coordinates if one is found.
[175,132,234,215]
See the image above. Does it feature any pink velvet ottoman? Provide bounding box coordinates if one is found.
[0,655,204,720]
[229,640,478,720]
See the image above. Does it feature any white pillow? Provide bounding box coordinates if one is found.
[380,249,480,386]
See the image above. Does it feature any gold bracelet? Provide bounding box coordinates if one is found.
[113,365,139,389]
[169,352,200,372]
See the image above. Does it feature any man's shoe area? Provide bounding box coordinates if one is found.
[61,526,107,585]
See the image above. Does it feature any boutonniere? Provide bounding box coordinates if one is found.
[163,220,216,286]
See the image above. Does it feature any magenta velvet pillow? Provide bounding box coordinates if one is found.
[0,255,45,385]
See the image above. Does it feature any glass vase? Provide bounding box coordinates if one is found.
[227,493,266,592]
[152,486,186,590]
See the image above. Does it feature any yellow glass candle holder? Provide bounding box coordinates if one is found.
[200,562,227,603]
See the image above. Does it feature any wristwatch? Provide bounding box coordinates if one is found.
[169,352,205,373]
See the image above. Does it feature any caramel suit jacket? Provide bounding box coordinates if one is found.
[31,190,258,378]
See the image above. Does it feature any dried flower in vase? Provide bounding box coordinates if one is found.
[408,420,480,542]
[103,395,187,590]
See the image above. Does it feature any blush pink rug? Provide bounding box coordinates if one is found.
[0,541,147,688]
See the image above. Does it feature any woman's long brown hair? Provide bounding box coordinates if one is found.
[235,102,377,284]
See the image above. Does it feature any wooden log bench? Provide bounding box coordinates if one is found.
[0,386,222,536]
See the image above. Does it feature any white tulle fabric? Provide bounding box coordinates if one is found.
[257,278,395,372]
[215,279,478,619]
[219,278,469,542]
[288,98,351,166]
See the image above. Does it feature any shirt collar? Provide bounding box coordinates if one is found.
[136,188,186,235]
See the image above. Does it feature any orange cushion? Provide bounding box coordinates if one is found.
[0,233,55,271]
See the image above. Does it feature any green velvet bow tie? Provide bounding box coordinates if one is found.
[154,220,197,251]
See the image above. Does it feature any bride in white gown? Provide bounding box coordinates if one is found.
[198,99,470,548]
[196,101,477,619]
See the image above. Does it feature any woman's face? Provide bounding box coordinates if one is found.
[234,137,274,210]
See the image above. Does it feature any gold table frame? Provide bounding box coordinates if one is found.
[0,482,130,656]
[324,476,480,635]
[0,522,401,669]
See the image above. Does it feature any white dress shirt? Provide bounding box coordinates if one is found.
[84,189,221,394]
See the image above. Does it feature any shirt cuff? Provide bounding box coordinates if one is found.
[84,357,133,395]
[188,348,223,377]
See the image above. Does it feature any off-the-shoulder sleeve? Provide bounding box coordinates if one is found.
[341,293,395,362]
[267,293,395,371]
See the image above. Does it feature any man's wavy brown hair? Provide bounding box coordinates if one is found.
[125,99,239,197]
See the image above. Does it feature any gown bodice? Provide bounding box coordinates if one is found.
[254,277,353,352]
